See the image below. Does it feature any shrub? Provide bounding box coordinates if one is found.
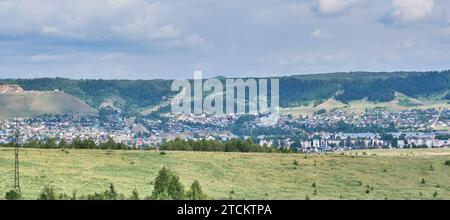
[86,184,125,200]
[38,185,57,200]
[186,180,208,200]
[86,184,124,200]
[5,190,21,200]
[421,178,426,185]
[151,167,185,200]
[159,151,167,155]
[445,160,450,166]
[86,192,107,200]
[130,189,140,200]
[58,193,72,200]
[293,160,299,166]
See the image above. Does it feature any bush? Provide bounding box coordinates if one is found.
[186,180,208,200]
[151,167,185,200]
[86,184,124,200]
[159,151,167,155]
[293,160,299,166]
[130,189,140,200]
[445,160,450,166]
[38,185,57,200]
[5,190,21,200]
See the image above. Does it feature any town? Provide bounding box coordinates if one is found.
[1,106,449,153]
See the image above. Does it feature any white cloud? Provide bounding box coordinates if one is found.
[0,0,204,47]
[313,0,359,16]
[31,54,68,62]
[390,0,434,22]
[311,29,331,39]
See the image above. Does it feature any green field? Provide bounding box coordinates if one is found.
[0,92,97,119]
[1,148,450,200]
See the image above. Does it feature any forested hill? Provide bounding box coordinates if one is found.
[1,71,449,115]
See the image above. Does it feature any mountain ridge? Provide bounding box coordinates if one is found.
[1,71,449,116]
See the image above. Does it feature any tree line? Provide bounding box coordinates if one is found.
[1,137,299,153]
[160,138,295,153]
[1,137,130,150]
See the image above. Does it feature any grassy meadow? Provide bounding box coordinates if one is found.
[1,148,450,200]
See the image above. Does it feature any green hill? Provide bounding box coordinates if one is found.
[281,92,450,117]
[0,91,97,119]
[1,70,449,116]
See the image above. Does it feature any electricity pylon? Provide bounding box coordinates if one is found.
[14,128,21,193]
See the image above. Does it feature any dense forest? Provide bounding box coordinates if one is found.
[1,71,449,115]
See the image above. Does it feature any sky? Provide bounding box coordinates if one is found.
[0,0,449,79]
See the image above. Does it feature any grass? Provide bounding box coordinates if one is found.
[0,92,97,119]
[280,92,450,117]
[1,148,450,200]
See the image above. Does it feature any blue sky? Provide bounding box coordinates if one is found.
[0,0,449,79]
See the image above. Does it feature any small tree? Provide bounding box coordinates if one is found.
[38,185,57,200]
[105,184,118,200]
[5,190,21,200]
[151,167,185,200]
[45,138,58,149]
[58,139,68,149]
[186,180,207,200]
[130,189,140,200]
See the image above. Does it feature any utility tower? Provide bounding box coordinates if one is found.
[14,127,21,193]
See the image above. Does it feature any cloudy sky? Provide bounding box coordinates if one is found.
[0,0,449,79]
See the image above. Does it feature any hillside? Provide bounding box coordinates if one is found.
[0,91,97,119]
[281,92,450,117]
[1,71,449,116]
[0,148,449,199]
